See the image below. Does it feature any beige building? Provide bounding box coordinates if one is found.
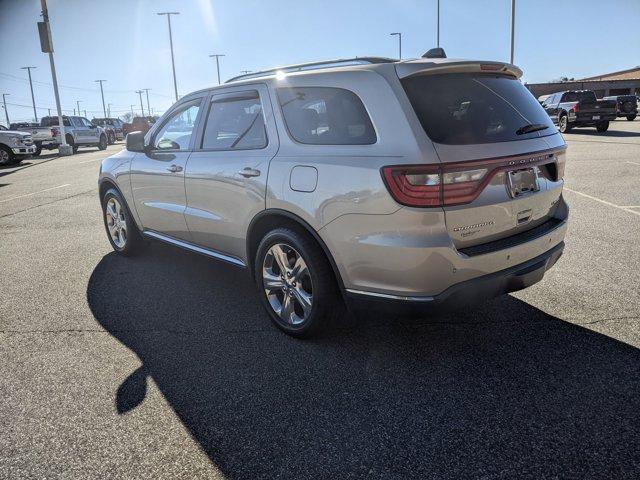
[525,67,640,99]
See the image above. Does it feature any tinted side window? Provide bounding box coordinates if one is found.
[277,87,376,145]
[201,92,267,150]
[153,100,201,150]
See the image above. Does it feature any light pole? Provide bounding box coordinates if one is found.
[510,0,515,64]
[130,104,135,117]
[136,90,145,117]
[21,66,38,122]
[2,94,9,126]
[209,54,225,85]
[76,100,82,118]
[95,79,107,118]
[39,0,70,154]
[107,103,112,117]
[390,32,402,60]
[157,12,180,102]
[143,88,151,116]
[437,0,440,47]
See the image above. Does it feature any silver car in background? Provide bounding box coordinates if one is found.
[98,51,568,337]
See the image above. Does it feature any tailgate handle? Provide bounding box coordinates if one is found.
[517,209,532,224]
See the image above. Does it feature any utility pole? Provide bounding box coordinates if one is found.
[38,0,70,154]
[107,103,112,117]
[136,90,145,117]
[510,0,515,64]
[142,88,151,116]
[130,104,135,117]
[437,0,440,47]
[390,32,402,60]
[209,54,225,85]
[157,12,180,102]
[2,94,9,126]
[47,108,51,116]
[76,100,82,118]
[95,79,107,118]
[21,66,38,122]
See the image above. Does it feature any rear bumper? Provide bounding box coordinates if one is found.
[571,114,617,124]
[346,241,564,315]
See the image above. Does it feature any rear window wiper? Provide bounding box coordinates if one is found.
[516,123,549,135]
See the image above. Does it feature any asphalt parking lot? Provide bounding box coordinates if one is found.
[1,123,639,479]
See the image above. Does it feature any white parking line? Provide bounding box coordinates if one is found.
[0,184,71,203]
[77,158,101,164]
[626,161,640,166]
[564,187,640,216]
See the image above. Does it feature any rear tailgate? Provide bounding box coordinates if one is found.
[577,99,617,120]
[398,68,566,250]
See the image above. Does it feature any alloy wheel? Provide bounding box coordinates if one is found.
[105,197,127,248]
[0,149,9,165]
[262,243,313,325]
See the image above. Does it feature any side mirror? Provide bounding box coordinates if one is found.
[126,131,146,152]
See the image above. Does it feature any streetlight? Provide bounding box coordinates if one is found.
[510,0,515,64]
[157,12,180,102]
[437,0,441,47]
[20,66,38,122]
[142,88,151,116]
[209,54,225,85]
[135,90,145,117]
[95,79,107,118]
[2,93,9,126]
[390,32,402,60]
[76,100,82,118]
[38,0,71,154]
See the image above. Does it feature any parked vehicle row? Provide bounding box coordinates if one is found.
[91,118,125,144]
[540,90,617,133]
[603,94,637,121]
[99,52,568,337]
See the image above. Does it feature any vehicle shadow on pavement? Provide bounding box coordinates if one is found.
[87,244,640,479]
[568,128,640,137]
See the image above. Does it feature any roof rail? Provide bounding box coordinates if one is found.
[225,57,396,83]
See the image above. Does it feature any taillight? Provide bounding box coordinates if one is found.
[381,150,563,207]
[571,103,579,113]
[51,127,60,137]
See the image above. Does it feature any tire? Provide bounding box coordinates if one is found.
[0,144,14,166]
[558,114,570,133]
[254,227,339,337]
[107,132,115,144]
[66,135,78,154]
[101,188,146,256]
[596,121,609,132]
[33,145,42,156]
[627,114,637,121]
[98,134,108,150]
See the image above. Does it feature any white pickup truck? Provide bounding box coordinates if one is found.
[0,125,36,166]
[10,121,60,156]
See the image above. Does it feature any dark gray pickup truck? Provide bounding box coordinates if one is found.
[541,90,617,133]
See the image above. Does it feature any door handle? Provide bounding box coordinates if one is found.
[238,167,261,178]
[166,164,183,173]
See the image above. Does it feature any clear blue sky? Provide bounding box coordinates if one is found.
[1,0,638,123]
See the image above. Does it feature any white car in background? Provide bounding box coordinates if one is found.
[0,124,36,166]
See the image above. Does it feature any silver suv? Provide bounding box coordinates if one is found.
[99,52,568,337]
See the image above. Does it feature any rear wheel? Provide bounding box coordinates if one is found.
[0,145,14,166]
[596,121,609,132]
[558,114,570,133]
[101,188,146,256]
[255,228,338,337]
[98,134,108,150]
[627,114,637,121]
[66,134,78,154]
[33,145,42,156]
[107,131,115,144]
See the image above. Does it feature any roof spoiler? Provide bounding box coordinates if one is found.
[396,60,523,80]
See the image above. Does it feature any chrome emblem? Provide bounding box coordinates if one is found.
[453,221,495,232]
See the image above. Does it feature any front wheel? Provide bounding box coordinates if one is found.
[627,114,637,121]
[0,145,14,166]
[596,121,609,132]
[33,145,42,156]
[107,132,115,144]
[101,188,146,256]
[255,228,338,337]
[558,114,570,133]
[98,134,108,150]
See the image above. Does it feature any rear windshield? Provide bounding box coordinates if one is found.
[401,74,555,145]
[563,91,596,102]
[41,116,71,127]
